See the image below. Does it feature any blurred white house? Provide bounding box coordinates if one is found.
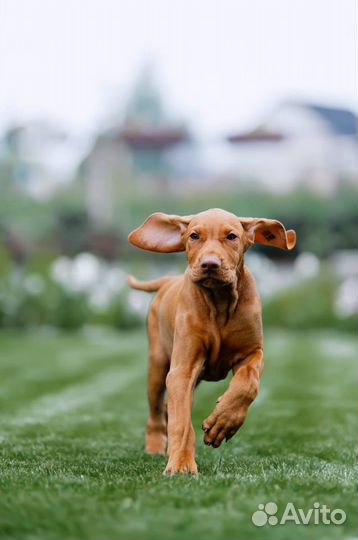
[2,90,356,224]
[0,121,89,199]
[80,99,357,225]
[224,101,357,194]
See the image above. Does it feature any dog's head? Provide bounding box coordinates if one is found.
[128,209,296,288]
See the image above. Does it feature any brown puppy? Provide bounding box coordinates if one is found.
[128,208,296,475]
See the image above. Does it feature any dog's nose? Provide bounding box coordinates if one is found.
[200,256,221,271]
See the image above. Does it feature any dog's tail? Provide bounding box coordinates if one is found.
[127,275,174,292]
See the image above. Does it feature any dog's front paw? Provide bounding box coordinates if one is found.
[164,452,198,476]
[202,402,248,448]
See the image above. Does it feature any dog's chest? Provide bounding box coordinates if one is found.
[201,323,247,381]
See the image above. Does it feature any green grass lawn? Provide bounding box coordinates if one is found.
[0,327,356,540]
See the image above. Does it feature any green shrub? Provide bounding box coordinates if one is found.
[92,290,143,330]
[263,270,356,332]
[46,285,90,330]
[0,251,144,330]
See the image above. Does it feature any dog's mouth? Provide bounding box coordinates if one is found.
[198,277,228,288]
[190,267,233,288]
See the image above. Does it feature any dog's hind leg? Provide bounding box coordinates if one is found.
[145,308,169,456]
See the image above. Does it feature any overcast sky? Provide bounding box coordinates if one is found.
[0,0,356,138]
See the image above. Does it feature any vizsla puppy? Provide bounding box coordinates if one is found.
[128,209,296,475]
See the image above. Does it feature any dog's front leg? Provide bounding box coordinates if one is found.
[202,349,263,448]
[164,339,204,476]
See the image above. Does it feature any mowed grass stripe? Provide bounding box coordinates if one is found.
[0,328,147,416]
[8,367,142,427]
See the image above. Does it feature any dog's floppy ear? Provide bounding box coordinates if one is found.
[240,217,296,250]
[128,212,193,253]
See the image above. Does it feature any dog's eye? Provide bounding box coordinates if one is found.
[190,232,200,240]
[226,233,238,241]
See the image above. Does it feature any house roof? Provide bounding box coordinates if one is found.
[117,127,188,149]
[227,130,285,143]
[226,102,357,144]
[303,104,357,135]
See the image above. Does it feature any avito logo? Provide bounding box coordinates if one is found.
[252,501,346,527]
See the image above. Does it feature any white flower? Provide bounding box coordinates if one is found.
[24,274,45,295]
[127,290,150,317]
[51,256,72,287]
[71,253,101,292]
[294,252,320,279]
[89,287,113,311]
[105,267,127,293]
[335,277,358,317]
